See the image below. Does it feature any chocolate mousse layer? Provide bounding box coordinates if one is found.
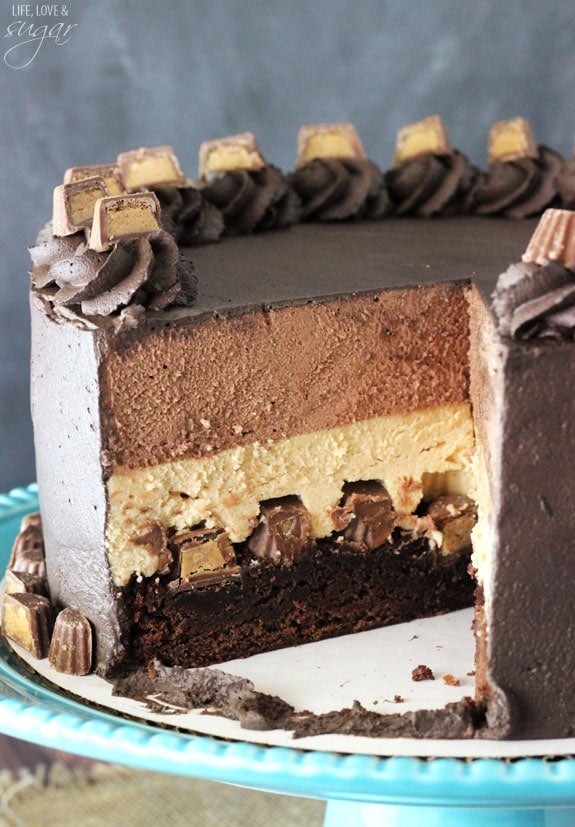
[101,280,469,470]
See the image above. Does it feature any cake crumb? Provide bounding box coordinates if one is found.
[443,673,460,686]
[394,694,404,703]
[467,670,476,676]
[412,664,434,682]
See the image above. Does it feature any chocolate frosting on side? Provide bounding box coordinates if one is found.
[30,297,122,671]
[289,158,392,220]
[485,337,575,738]
[200,164,300,234]
[466,146,563,219]
[385,151,477,217]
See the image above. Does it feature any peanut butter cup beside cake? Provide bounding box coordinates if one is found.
[3,117,575,740]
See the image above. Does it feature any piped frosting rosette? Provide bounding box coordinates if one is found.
[198,132,300,234]
[155,186,224,245]
[492,208,575,339]
[384,116,477,217]
[30,226,196,324]
[466,118,563,219]
[34,150,200,326]
[289,122,392,220]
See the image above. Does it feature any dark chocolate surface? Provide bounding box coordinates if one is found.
[180,218,537,320]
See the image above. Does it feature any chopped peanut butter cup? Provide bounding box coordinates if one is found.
[488,117,538,164]
[392,115,452,167]
[522,208,575,269]
[88,192,162,251]
[64,163,125,196]
[53,177,110,236]
[296,122,366,167]
[1,592,53,659]
[117,146,186,191]
[199,132,266,177]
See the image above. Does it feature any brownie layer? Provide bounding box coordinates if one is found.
[117,536,475,671]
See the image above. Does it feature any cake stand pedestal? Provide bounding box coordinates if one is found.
[1,486,574,827]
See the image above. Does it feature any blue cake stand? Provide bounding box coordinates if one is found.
[1,485,574,827]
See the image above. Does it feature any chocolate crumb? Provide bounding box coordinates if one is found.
[113,660,294,731]
[111,662,484,739]
[394,694,405,703]
[290,698,480,740]
[412,664,435,682]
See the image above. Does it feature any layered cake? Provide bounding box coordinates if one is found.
[3,118,575,740]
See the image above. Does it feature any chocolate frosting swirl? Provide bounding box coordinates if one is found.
[289,158,391,221]
[385,151,476,217]
[200,164,300,234]
[30,226,197,324]
[466,146,563,219]
[556,157,575,209]
[492,260,575,340]
[155,186,224,245]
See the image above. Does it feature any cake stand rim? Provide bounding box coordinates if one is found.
[1,483,574,808]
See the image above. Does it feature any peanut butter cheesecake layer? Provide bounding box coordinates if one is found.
[106,402,474,584]
[100,277,473,584]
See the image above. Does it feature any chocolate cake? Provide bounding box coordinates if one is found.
[4,118,575,741]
